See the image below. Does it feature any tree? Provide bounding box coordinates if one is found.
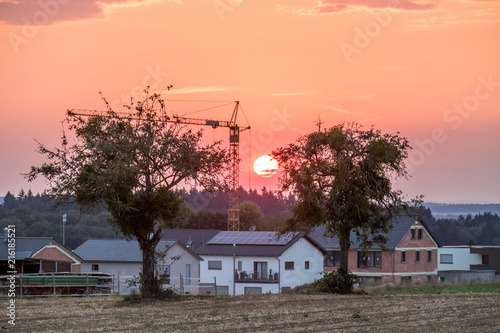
[238,200,264,231]
[26,88,230,297]
[272,122,421,272]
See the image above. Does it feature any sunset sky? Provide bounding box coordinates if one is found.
[1,0,499,203]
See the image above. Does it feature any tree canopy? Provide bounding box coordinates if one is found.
[26,88,230,297]
[272,122,421,271]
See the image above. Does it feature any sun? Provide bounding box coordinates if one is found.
[254,155,279,177]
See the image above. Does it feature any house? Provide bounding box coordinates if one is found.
[195,231,327,295]
[0,228,83,275]
[437,245,500,282]
[74,238,204,294]
[310,217,441,284]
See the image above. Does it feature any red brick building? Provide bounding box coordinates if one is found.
[310,217,441,284]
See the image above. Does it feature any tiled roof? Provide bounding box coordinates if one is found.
[74,239,177,262]
[161,229,220,251]
[0,237,52,260]
[195,232,327,257]
[309,216,440,250]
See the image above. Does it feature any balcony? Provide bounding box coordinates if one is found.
[234,270,279,284]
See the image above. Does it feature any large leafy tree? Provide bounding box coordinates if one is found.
[272,122,421,272]
[27,88,230,297]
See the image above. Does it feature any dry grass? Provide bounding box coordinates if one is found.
[8,292,500,332]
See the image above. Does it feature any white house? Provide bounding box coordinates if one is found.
[74,238,203,294]
[437,246,495,282]
[195,231,327,295]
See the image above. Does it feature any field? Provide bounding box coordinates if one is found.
[7,288,500,332]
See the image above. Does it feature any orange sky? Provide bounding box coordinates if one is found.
[1,0,499,203]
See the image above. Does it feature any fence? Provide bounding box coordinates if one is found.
[1,273,218,297]
[114,274,218,295]
[0,273,113,297]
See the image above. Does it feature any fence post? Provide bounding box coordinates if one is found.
[20,274,23,297]
[53,274,56,296]
[86,274,89,296]
[180,274,183,294]
[214,277,217,296]
[117,274,120,295]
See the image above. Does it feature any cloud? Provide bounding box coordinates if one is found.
[0,0,166,26]
[278,0,439,15]
[261,91,320,97]
[312,104,351,114]
[167,86,234,94]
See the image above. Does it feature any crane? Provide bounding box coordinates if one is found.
[69,100,250,231]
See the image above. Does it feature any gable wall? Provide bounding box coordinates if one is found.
[32,247,74,262]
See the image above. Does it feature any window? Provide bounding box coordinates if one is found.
[324,251,340,267]
[427,250,432,262]
[91,264,99,271]
[401,251,406,263]
[305,261,310,270]
[415,250,420,262]
[410,229,416,239]
[357,251,382,268]
[482,254,489,265]
[208,260,222,270]
[185,264,191,285]
[418,228,423,240]
[238,260,242,271]
[254,262,268,279]
[284,261,294,270]
[440,254,453,264]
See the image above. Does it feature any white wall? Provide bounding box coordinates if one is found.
[437,247,482,271]
[200,238,325,295]
[279,238,324,289]
[161,243,201,294]
[80,262,142,294]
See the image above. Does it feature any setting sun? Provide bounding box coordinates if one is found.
[254,155,279,177]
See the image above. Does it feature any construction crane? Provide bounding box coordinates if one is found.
[69,101,249,231]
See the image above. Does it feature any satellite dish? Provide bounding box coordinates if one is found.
[249,224,256,232]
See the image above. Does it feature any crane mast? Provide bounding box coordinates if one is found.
[69,101,248,231]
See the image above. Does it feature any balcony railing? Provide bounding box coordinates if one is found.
[234,270,279,284]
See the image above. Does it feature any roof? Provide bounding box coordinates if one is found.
[195,231,327,257]
[74,239,203,262]
[161,229,220,251]
[0,237,53,260]
[309,216,441,250]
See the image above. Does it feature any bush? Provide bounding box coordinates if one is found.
[314,269,358,294]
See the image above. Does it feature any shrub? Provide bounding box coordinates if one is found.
[314,269,358,294]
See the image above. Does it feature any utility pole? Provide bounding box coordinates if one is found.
[62,214,67,246]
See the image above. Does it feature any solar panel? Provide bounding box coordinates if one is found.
[207,231,297,245]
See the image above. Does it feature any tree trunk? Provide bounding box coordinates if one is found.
[137,229,162,298]
[339,236,351,272]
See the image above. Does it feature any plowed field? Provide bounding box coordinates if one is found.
[9,293,500,332]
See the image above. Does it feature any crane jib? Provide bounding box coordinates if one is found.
[206,120,220,127]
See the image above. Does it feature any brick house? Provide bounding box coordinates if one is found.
[310,216,441,284]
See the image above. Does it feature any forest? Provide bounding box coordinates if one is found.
[1,189,499,249]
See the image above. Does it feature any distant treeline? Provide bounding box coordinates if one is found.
[0,188,294,249]
[1,190,499,249]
